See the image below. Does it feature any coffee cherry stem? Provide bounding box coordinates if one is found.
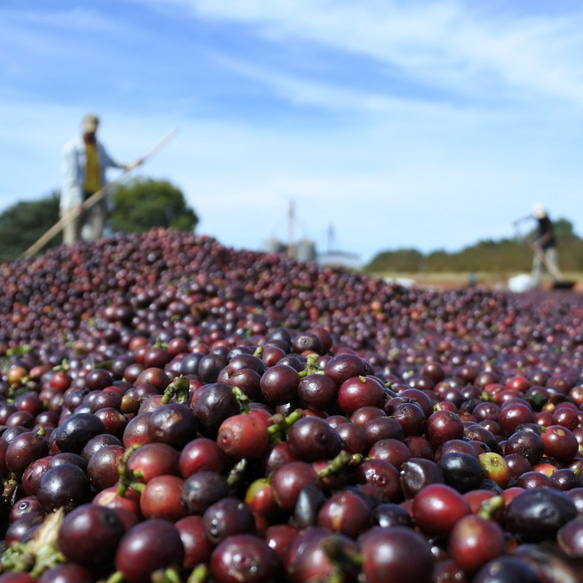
[187,564,210,583]
[104,571,125,583]
[6,383,21,400]
[321,535,363,582]
[0,509,66,577]
[2,472,19,505]
[94,359,114,371]
[117,469,145,497]
[161,376,190,404]
[30,544,66,578]
[298,353,321,377]
[478,495,505,520]
[127,481,146,494]
[52,358,69,372]
[268,409,304,433]
[116,444,143,497]
[231,385,251,413]
[116,482,128,498]
[227,458,248,490]
[318,450,364,479]
[152,336,168,349]
[267,409,304,442]
[526,392,546,409]
[5,344,32,358]
[151,567,183,583]
[0,542,35,573]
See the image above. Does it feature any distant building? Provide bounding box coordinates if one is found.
[317,251,362,270]
[262,210,361,269]
[295,238,317,262]
[261,237,286,254]
[261,235,361,269]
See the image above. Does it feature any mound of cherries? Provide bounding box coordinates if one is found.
[0,230,581,582]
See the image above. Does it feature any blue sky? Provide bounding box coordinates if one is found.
[2,1,583,265]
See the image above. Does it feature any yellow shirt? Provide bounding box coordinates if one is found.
[83,143,101,193]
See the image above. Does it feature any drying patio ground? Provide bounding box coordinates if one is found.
[376,272,583,292]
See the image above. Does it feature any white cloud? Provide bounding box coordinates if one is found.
[162,0,583,108]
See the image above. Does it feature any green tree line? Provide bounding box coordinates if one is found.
[364,218,583,274]
[0,178,198,263]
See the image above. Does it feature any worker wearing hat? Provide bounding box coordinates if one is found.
[531,203,562,288]
[61,113,142,245]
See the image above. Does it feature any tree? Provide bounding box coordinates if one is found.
[366,249,424,273]
[111,177,199,234]
[0,191,61,263]
[555,218,575,238]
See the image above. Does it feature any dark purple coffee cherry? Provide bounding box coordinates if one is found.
[57,503,125,568]
[37,463,91,513]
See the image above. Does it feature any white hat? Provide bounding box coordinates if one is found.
[533,203,547,219]
[82,113,99,133]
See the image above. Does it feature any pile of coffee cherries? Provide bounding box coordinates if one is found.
[0,228,582,582]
